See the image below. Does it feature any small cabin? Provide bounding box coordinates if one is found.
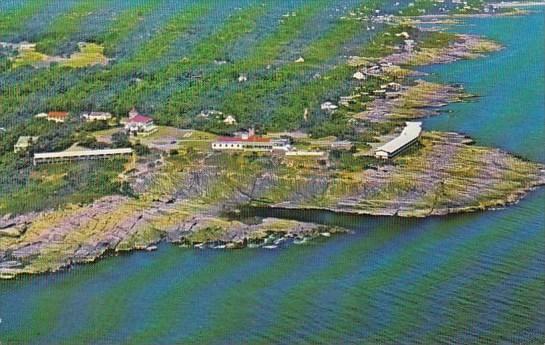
[14,136,39,153]
[223,115,237,125]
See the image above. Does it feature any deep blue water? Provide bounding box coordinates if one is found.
[0,8,544,345]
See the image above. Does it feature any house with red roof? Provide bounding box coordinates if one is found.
[46,111,69,123]
[124,107,157,136]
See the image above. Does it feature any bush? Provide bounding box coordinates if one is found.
[134,143,150,155]
[112,131,130,148]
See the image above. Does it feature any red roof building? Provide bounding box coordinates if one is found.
[212,133,290,152]
[124,109,156,136]
[128,114,154,124]
[47,111,69,123]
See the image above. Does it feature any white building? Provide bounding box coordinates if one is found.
[285,151,325,157]
[82,111,112,122]
[375,122,422,159]
[14,136,39,153]
[0,41,36,51]
[198,109,223,119]
[353,71,366,80]
[124,108,157,136]
[212,130,291,152]
[403,39,416,53]
[33,148,133,165]
[223,115,237,126]
[238,74,248,83]
[321,101,338,111]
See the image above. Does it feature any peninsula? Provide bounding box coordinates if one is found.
[1,1,543,279]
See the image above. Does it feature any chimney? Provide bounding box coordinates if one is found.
[248,127,255,137]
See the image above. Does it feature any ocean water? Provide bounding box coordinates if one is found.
[0,8,544,345]
[420,8,545,163]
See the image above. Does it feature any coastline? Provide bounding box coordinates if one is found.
[1,14,544,279]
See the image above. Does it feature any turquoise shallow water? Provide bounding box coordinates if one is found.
[1,9,544,345]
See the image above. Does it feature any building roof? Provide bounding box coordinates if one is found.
[215,136,271,143]
[34,148,133,160]
[223,115,237,124]
[48,111,69,116]
[48,111,69,119]
[128,114,153,124]
[15,136,39,147]
[331,140,353,148]
[87,111,112,117]
[376,122,422,154]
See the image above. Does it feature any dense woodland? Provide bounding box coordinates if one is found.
[0,0,486,214]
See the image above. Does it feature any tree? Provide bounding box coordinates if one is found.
[112,131,130,148]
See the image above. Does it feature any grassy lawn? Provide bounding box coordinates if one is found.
[11,42,108,68]
[11,50,49,68]
[93,126,217,152]
[61,43,108,68]
[93,127,123,144]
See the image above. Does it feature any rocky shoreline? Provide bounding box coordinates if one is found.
[0,183,353,279]
[268,131,545,217]
[380,34,502,66]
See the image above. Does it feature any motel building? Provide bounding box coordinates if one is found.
[33,148,133,166]
[375,122,423,159]
[212,130,291,153]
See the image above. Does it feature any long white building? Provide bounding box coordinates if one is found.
[33,148,133,165]
[375,122,422,159]
[212,130,291,152]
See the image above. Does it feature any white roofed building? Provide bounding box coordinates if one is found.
[14,136,39,153]
[33,148,133,165]
[375,122,422,159]
[353,71,366,80]
[212,129,291,153]
[223,115,237,125]
[321,102,338,111]
[82,111,112,122]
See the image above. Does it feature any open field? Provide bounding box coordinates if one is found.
[10,42,108,68]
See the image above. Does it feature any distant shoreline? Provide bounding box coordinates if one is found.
[488,1,545,8]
